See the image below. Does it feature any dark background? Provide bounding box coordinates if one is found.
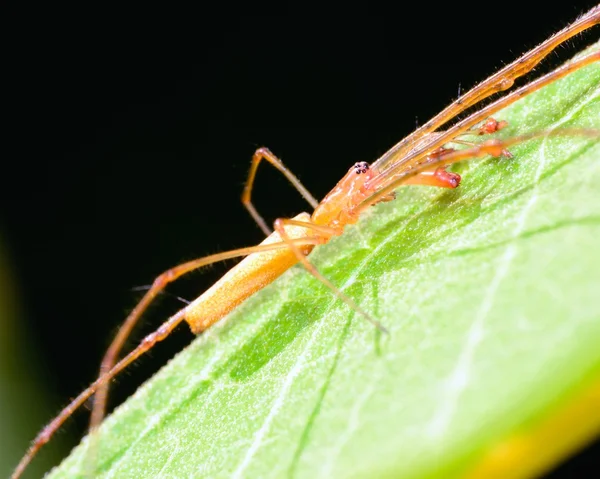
[3,4,600,477]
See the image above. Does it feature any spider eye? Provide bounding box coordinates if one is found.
[353,162,370,174]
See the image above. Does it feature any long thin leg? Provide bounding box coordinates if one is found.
[89,258,235,434]
[452,138,513,159]
[90,150,319,433]
[89,236,330,431]
[273,217,388,333]
[373,6,600,172]
[363,50,600,207]
[242,147,319,235]
[12,235,325,479]
[391,121,511,190]
[12,310,186,479]
[357,128,599,216]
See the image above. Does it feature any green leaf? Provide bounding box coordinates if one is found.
[49,44,600,479]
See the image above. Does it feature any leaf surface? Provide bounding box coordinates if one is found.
[50,43,600,479]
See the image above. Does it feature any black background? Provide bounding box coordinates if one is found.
[4,4,600,477]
